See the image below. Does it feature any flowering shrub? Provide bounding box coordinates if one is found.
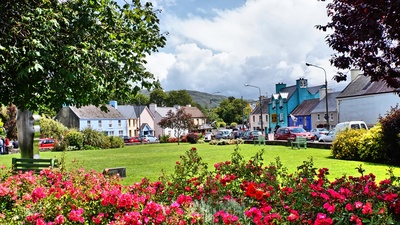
[0,147,399,224]
[332,129,367,160]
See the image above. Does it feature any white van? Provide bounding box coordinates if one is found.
[334,121,368,134]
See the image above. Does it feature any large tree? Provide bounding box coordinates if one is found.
[0,0,166,158]
[158,108,193,145]
[216,97,248,125]
[318,0,400,87]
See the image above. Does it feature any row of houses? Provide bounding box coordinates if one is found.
[55,102,207,138]
[249,69,400,133]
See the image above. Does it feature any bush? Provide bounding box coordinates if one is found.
[39,115,68,140]
[64,131,84,150]
[358,123,386,162]
[331,129,367,160]
[160,134,169,143]
[379,104,400,165]
[186,133,199,144]
[108,136,124,148]
[81,128,109,149]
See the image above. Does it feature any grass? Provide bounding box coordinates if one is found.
[1,143,399,186]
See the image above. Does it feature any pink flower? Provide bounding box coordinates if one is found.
[345,203,354,211]
[55,215,65,224]
[323,202,336,214]
[362,202,373,215]
[287,210,299,222]
[69,208,85,223]
[314,213,333,225]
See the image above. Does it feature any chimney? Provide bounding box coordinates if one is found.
[319,88,332,101]
[149,103,157,113]
[351,69,361,81]
[109,100,117,109]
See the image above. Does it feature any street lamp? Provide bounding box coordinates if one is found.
[245,84,263,134]
[306,63,329,129]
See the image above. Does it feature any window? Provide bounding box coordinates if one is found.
[118,120,121,127]
[119,130,123,136]
[279,99,283,108]
[109,120,112,128]
[272,100,276,109]
[265,115,269,123]
[279,113,284,122]
[252,115,255,122]
[330,113,334,121]
[98,120,102,128]
[109,131,114,136]
[87,120,91,127]
[317,114,320,121]
[303,117,307,127]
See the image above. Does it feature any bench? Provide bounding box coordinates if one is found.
[290,136,307,149]
[12,158,58,174]
[253,135,266,145]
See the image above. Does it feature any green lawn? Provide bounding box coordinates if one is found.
[1,143,399,186]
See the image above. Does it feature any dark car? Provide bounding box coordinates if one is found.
[124,136,141,143]
[274,126,315,141]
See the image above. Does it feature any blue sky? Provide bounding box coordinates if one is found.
[117,0,348,100]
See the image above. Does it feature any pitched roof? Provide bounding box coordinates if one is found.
[69,105,125,119]
[311,91,341,113]
[182,106,206,118]
[337,75,394,98]
[251,98,270,114]
[117,105,137,118]
[279,84,324,102]
[291,99,320,116]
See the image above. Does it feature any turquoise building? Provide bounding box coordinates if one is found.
[268,78,324,131]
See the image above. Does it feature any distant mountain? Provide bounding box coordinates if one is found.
[186,90,227,108]
[141,89,229,108]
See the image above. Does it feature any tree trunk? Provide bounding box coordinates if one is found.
[16,109,34,158]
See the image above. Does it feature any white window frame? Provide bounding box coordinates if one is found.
[98,120,102,128]
[87,120,91,127]
[118,120,121,128]
[109,120,112,128]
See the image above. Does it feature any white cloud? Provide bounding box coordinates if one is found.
[142,0,346,99]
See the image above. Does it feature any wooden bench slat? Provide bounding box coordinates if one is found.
[290,136,307,149]
[12,158,58,174]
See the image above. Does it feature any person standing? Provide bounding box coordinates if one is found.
[0,137,3,154]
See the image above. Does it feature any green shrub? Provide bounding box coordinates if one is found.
[331,129,367,160]
[379,104,400,165]
[160,134,169,143]
[358,123,386,162]
[108,136,124,148]
[81,128,109,149]
[39,115,68,140]
[64,131,84,150]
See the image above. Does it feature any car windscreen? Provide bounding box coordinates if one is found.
[290,128,306,133]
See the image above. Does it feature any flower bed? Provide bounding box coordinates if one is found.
[0,147,399,224]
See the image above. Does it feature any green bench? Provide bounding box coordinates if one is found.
[12,158,58,174]
[254,135,266,145]
[290,136,307,149]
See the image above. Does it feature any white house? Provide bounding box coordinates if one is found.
[336,70,400,127]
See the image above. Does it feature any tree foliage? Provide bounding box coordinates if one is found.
[379,104,400,165]
[0,0,166,111]
[150,89,168,106]
[318,0,400,87]
[166,90,193,107]
[216,97,248,125]
[158,108,193,145]
[0,104,17,139]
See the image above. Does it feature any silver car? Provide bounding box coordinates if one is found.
[142,135,159,143]
[318,129,335,142]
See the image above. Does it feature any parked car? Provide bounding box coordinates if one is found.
[123,136,141,143]
[318,129,336,142]
[274,126,315,141]
[310,128,329,139]
[334,121,368,133]
[142,135,159,143]
[249,131,263,140]
[203,132,213,142]
[215,129,233,139]
[38,138,55,150]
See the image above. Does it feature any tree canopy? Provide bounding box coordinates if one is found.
[318,0,400,88]
[158,108,193,145]
[0,0,166,112]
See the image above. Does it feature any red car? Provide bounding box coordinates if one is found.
[38,138,55,149]
[274,126,315,141]
[123,136,141,143]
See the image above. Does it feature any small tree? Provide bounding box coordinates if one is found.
[158,108,193,145]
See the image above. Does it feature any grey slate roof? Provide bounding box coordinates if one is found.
[291,99,320,116]
[117,105,137,118]
[279,84,324,102]
[311,91,341,113]
[252,98,271,114]
[70,105,125,119]
[337,75,394,98]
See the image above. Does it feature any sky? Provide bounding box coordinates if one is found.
[117,0,349,100]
